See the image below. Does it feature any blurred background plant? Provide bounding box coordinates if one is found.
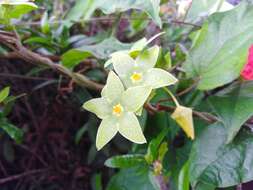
[2,0,253,190]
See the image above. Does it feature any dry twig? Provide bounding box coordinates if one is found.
[0,169,48,185]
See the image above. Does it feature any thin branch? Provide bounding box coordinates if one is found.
[147,103,219,124]
[170,19,200,28]
[177,79,199,97]
[0,31,104,91]
[0,169,48,185]
[0,73,54,81]
[0,51,61,62]
[13,16,201,28]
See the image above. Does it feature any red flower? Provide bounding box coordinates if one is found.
[241,45,253,80]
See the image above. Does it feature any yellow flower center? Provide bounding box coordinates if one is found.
[112,103,123,117]
[130,72,142,83]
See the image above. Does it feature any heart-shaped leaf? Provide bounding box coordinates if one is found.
[190,122,253,189]
[183,2,253,90]
[62,37,131,68]
[208,81,253,143]
[0,0,37,24]
[66,0,162,28]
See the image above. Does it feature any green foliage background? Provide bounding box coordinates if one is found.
[1,0,253,190]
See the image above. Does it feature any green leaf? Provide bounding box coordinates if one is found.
[190,122,253,188]
[129,13,149,39]
[75,124,88,145]
[186,0,233,22]
[183,2,253,90]
[107,166,157,190]
[194,182,215,190]
[23,37,53,46]
[118,112,146,144]
[88,144,97,164]
[0,87,10,103]
[0,0,37,23]
[41,11,50,34]
[82,98,111,119]
[178,161,190,190]
[91,173,102,190]
[121,86,152,112]
[145,68,178,89]
[62,50,91,68]
[208,82,253,143]
[64,0,91,27]
[157,142,168,162]
[0,122,24,144]
[66,0,162,28]
[110,32,165,62]
[105,154,146,168]
[145,126,169,164]
[163,51,172,70]
[96,117,118,150]
[62,37,131,68]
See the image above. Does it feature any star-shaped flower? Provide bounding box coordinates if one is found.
[110,45,178,89]
[83,71,152,150]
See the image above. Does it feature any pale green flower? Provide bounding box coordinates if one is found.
[83,71,152,150]
[104,32,165,68]
[110,45,178,89]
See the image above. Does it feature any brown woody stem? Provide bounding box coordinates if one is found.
[0,31,104,91]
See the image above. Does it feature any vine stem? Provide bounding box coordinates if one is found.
[163,87,180,107]
[155,104,219,124]
[177,79,199,97]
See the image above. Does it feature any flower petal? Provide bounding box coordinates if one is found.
[135,107,143,116]
[96,117,118,150]
[145,68,178,89]
[111,52,135,76]
[171,106,195,140]
[102,71,124,103]
[121,86,152,112]
[118,112,146,144]
[82,97,111,119]
[135,45,160,70]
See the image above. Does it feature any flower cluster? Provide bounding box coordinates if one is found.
[241,45,253,80]
[83,44,178,150]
